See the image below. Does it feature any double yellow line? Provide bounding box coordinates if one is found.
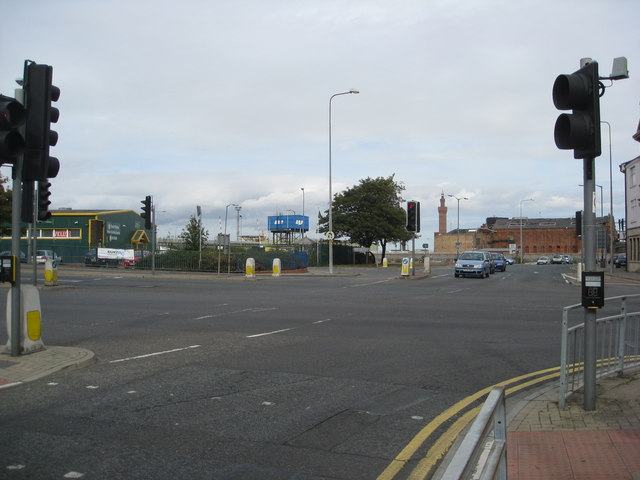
[376,366,562,480]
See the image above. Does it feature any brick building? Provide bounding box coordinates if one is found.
[433,194,616,260]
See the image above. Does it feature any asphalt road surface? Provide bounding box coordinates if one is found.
[1,264,637,479]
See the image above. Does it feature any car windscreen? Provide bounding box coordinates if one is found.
[459,253,483,261]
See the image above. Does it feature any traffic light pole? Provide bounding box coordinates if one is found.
[10,153,23,357]
[9,87,25,356]
[582,157,598,411]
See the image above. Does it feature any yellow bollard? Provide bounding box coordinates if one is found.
[44,259,58,286]
[245,258,256,278]
[382,257,388,268]
[272,258,281,277]
[401,258,409,276]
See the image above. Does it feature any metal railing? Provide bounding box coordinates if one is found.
[439,386,507,480]
[559,294,640,409]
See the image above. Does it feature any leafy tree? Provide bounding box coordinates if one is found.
[180,215,209,251]
[319,175,413,263]
[0,176,12,236]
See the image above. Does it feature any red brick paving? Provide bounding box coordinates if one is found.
[507,430,640,480]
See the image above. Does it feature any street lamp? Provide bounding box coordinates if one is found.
[301,187,305,239]
[448,194,468,257]
[222,203,237,275]
[329,89,359,275]
[519,198,534,264]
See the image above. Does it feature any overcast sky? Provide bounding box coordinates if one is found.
[2,0,639,249]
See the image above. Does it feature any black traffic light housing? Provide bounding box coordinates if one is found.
[552,61,601,159]
[0,94,26,164]
[23,62,60,182]
[37,181,52,221]
[406,200,420,232]
[141,196,152,230]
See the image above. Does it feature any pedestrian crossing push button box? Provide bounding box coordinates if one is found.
[0,255,16,284]
[582,271,604,308]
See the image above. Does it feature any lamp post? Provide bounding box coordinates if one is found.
[448,195,468,257]
[601,120,614,274]
[224,203,237,275]
[329,89,359,275]
[301,187,305,239]
[519,198,534,264]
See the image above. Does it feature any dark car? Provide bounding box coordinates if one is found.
[0,250,27,263]
[491,253,507,272]
[614,253,627,268]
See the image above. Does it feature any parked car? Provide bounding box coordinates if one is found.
[505,257,516,265]
[563,255,573,264]
[614,253,627,268]
[0,250,27,263]
[537,256,550,265]
[551,254,564,264]
[491,253,508,272]
[36,250,61,266]
[454,251,492,278]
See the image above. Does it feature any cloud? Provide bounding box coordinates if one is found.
[1,0,638,248]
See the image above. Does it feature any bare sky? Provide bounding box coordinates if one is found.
[1,0,638,248]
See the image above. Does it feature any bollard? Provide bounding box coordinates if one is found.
[424,255,431,274]
[44,259,58,286]
[5,285,45,353]
[272,258,281,277]
[401,258,410,276]
[382,257,388,268]
[245,258,255,278]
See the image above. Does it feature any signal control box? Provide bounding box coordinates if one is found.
[0,255,16,284]
[582,271,604,308]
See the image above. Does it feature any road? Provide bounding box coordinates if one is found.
[1,264,636,479]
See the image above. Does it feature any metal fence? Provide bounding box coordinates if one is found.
[438,386,507,480]
[559,294,640,409]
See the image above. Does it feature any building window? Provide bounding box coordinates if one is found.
[35,229,81,239]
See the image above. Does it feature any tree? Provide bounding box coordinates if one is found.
[0,176,12,236]
[180,215,209,251]
[319,175,413,263]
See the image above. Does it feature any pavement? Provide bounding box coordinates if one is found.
[1,267,639,479]
[505,369,640,480]
[0,346,95,389]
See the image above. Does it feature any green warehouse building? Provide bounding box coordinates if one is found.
[0,209,151,264]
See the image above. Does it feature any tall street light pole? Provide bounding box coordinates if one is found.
[301,187,305,239]
[328,89,359,274]
[448,195,467,257]
[519,198,534,264]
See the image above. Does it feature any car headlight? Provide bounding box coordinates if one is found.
[455,263,461,268]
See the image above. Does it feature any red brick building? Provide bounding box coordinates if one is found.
[434,195,616,259]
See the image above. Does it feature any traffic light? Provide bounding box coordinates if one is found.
[21,180,34,223]
[407,200,420,232]
[552,61,601,159]
[0,94,25,164]
[37,181,52,221]
[23,62,60,181]
[140,196,152,230]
